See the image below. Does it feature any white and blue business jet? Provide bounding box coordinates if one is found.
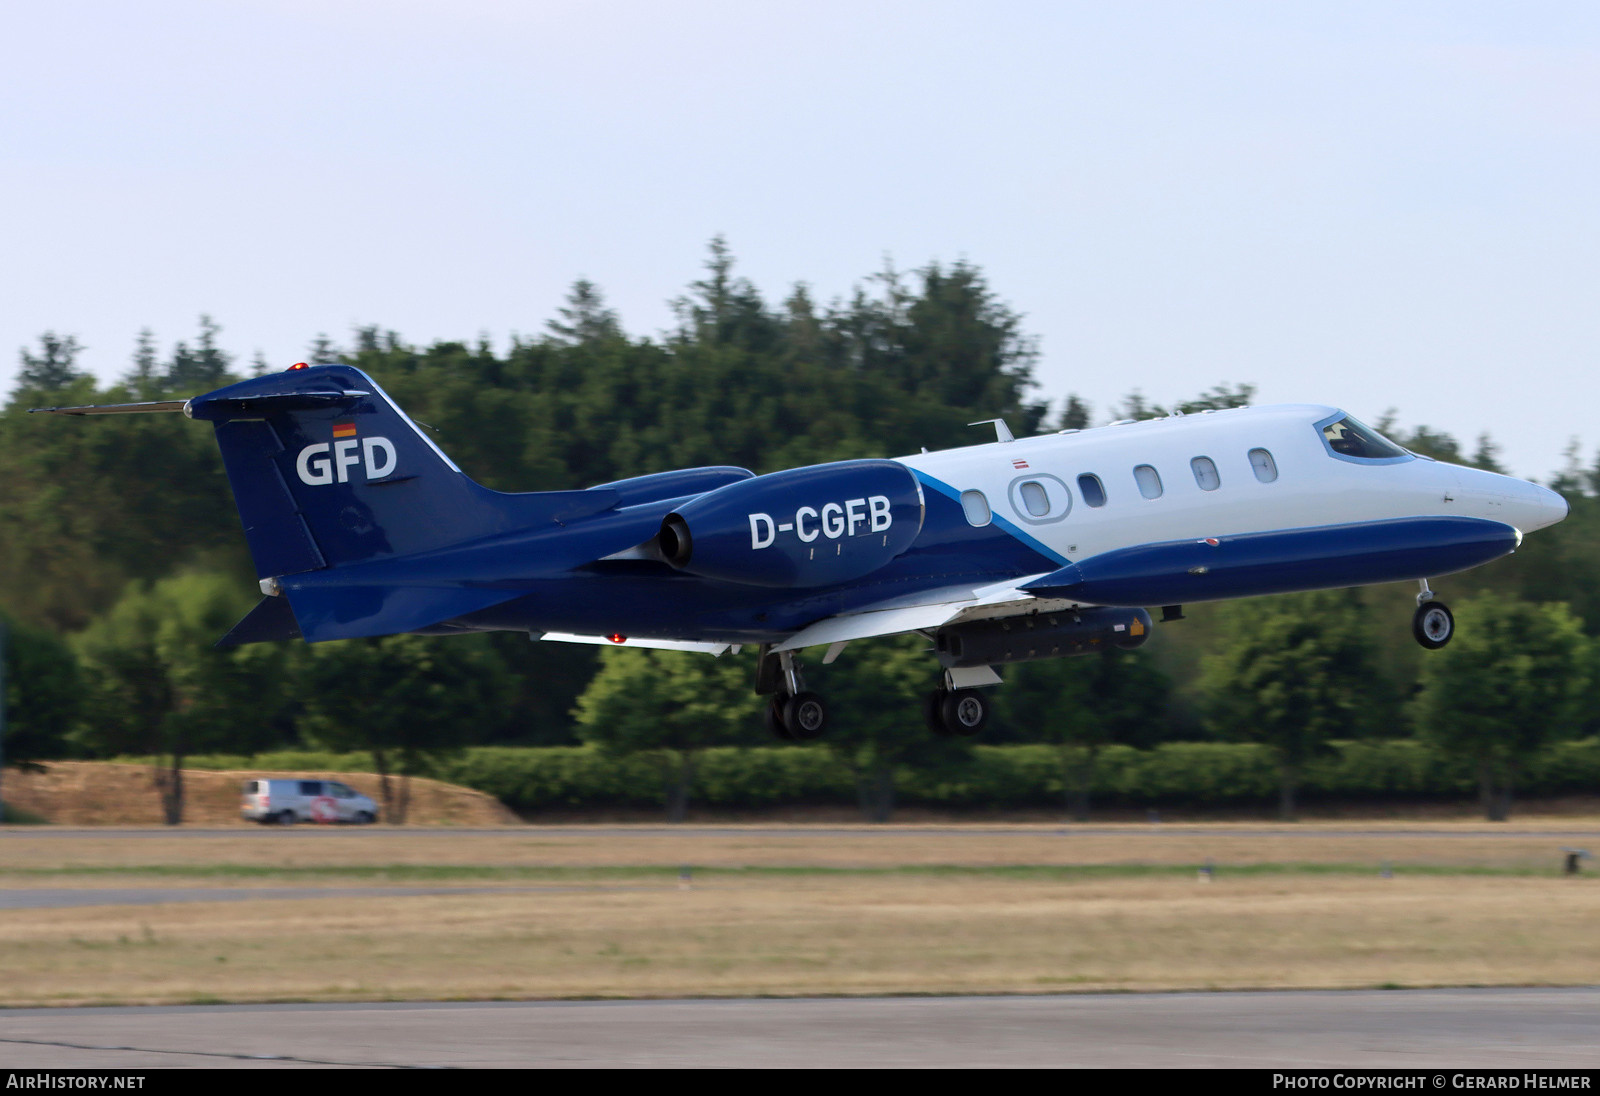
[35,364,1568,740]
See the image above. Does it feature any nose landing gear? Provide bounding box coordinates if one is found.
[1413,580,1454,650]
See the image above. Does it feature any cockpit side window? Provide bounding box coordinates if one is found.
[1316,413,1411,464]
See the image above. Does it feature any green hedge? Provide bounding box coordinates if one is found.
[142,738,1600,813]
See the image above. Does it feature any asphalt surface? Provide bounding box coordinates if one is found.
[6,826,1600,838]
[0,989,1594,1068]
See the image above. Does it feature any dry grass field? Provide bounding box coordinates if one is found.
[1,823,1598,1006]
[2,762,518,826]
[0,822,1592,874]
[3,874,1599,1007]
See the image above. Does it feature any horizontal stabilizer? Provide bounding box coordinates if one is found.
[29,400,189,416]
[184,389,370,419]
[33,388,368,418]
[216,595,303,649]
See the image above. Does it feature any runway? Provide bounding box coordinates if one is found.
[0,989,1594,1068]
[7,825,1600,839]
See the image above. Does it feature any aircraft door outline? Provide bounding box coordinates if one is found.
[1006,473,1072,525]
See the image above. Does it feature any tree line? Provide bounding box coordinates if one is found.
[3,242,1598,823]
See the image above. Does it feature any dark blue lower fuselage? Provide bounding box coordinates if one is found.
[442,505,1519,644]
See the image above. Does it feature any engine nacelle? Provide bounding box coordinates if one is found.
[589,466,753,509]
[659,459,924,588]
[934,607,1152,668]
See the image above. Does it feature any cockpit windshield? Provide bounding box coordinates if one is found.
[1319,414,1409,462]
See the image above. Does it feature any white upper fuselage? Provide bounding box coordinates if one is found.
[898,404,1567,564]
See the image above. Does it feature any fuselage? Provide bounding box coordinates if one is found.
[901,404,1565,569]
[461,404,1566,643]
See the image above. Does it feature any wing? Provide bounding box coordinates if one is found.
[534,576,1079,660]
[536,632,734,656]
[771,574,1083,653]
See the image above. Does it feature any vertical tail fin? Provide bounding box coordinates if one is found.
[188,364,610,580]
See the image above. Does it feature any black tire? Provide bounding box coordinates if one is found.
[357,811,376,825]
[275,811,297,826]
[765,696,795,742]
[1413,601,1454,650]
[783,691,828,741]
[940,689,990,736]
[926,689,954,736]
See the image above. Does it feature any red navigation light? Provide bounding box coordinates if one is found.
[607,633,627,644]
[287,362,310,371]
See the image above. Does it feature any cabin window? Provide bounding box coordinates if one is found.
[1018,481,1050,516]
[1191,456,1221,491]
[960,489,992,527]
[1134,464,1163,499]
[1249,448,1278,483]
[1076,474,1107,507]
[1318,414,1410,462]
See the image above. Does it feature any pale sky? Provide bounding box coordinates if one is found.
[4,1,1597,479]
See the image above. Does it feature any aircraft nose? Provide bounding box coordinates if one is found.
[1451,467,1570,532]
[1507,479,1569,532]
[1536,483,1570,530]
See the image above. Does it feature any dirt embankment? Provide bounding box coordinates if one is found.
[2,761,520,826]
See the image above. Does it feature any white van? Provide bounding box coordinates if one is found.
[240,779,379,825]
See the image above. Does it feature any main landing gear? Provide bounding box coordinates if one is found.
[758,647,828,742]
[926,665,1000,736]
[756,645,996,742]
[1413,579,1454,650]
[926,686,990,737]
[766,691,828,742]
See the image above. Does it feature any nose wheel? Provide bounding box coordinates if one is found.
[1413,601,1454,649]
[1413,580,1454,649]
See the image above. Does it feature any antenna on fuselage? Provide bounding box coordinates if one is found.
[967,419,1014,443]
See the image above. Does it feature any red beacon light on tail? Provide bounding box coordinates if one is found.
[286,362,310,371]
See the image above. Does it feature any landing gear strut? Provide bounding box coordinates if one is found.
[758,647,828,741]
[1413,580,1454,650]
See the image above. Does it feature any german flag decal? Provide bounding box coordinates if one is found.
[332,422,357,439]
